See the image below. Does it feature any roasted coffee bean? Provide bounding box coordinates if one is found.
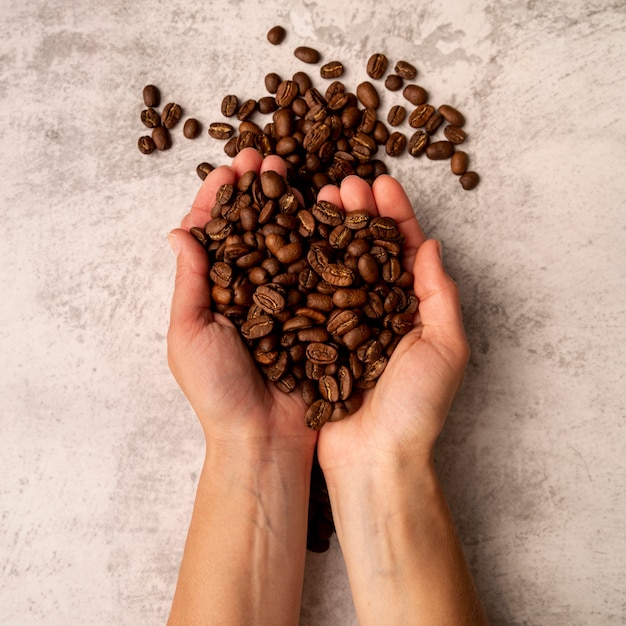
[241,315,274,340]
[265,72,282,94]
[362,355,388,381]
[408,104,435,128]
[293,71,313,96]
[258,96,278,115]
[322,263,355,287]
[318,375,340,402]
[326,309,359,335]
[267,25,286,45]
[438,104,465,127]
[221,95,238,117]
[403,84,428,106]
[237,99,257,121]
[302,379,318,405]
[385,131,407,156]
[276,80,299,107]
[343,323,371,350]
[215,183,234,205]
[426,140,455,160]
[253,284,286,314]
[307,293,333,312]
[294,46,321,64]
[306,342,338,365]
[357,339,383,364]
[183,118,200,139]
[328,224,352,249]
[460,171,480,190]
[260,170,285,198]
[384,74,403,91]
[408,130,429,157]
[138,136,155,154]
[224,136,239,156]
[451,151,469,175]
[358,107,377,134]
[303,122,331,153]
[152,126,171,150]
[344,210,370,230]
[205,218,233,240]
[312,201,343,226]
[444,125,467,145]
[209,261,233,288]
[305,399,332,430]
[196,162,214,180]
[382,257,402,283]
[387,105,406,126]
[275,241,303,264]
[142,84,160,108]
[424,112,444,135]
[357,253,380,284]
[209,122,235,139]
[370,216,401,240]
[391,312,414,335]
[161,103,182,129]
[321,61,344,79]
[333,288,368,308]
[395,60,417,79]
[366,53,388,79]
[141,108,160,128]
[356,81,380,109]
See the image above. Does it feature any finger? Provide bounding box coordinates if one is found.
[168,229,213,332]
[182,165,236,231]
[371,174,427,272]
[231,147,264,177]
[412,239,468,357]
[338,175,378,215]
[260,154,288,178]
[316,183,343,208]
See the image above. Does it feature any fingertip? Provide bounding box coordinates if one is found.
[260,154,288,178]
[232,147,263,176]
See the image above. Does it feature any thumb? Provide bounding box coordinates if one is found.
[412,240,469,358]
[168,229,213,332]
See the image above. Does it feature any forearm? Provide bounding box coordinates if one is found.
[326,460,488,626]
[168,441,314,626]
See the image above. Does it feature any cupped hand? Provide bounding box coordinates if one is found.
[167,148,316,452]
[315,175,470,474]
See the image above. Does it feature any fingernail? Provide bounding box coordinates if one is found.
[435,240,443,261]
[167,232,181,257]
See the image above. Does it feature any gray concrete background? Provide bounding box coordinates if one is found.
[1,0,625,624]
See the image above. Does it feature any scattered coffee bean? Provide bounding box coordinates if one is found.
[387,105,406,126]
[451,151,469,175]
[460,171,479,190]
[438,104,466,127]
[221,95,238,117]
[196,162,214,180]
[267,25,286,45]
[152,126,171,150]
[264,72,282,94]
[408,131,429,157]
[356,81,380,109]
[209,122,235,139]
[141,108,161,128]
[161,103,182,129]
[395,60,417,79]
[424,112,444,135]
[142,84,160,108]
[366,53,388,79]
[183,118,200,139]
[384,74,403,91]
[403,84,428,106]
[444,125,467,145]
[426,140,455,160]
[320,61,344,79]
[409,104,435,128]
[386,131,407,156]
[138,135,156,154]
[294,46,321,64]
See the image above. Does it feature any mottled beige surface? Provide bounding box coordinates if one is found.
[1,0,625,624]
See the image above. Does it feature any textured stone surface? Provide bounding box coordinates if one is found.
[1,1,625,624]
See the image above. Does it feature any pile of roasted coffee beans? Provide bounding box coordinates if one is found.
[190,169,416,430]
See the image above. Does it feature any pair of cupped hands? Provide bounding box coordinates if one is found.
[166,147,469,476]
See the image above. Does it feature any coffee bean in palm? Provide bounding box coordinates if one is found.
[267,25,286,45]
[366,53,388,79]
[294,46,321,64]
[152,126,171,150]
[161,103,182,129]
[384,74,403,91]
[183,118,200,139]
[305,399,333,430]
[141,108,160,128]
[426,140,455,160]
[395,60,417,79]
[356,81,380,109]
[444,125,467,145]
[142,84,160,108]
[438,104,466,127]
[138,136,156,154]
[460,171,480,190]
[451,151,469,175]
[320,61,344,79]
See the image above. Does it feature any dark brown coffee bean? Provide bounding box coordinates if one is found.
[372,121,390,145]
[292,71,313,96]
[451,151,469,175]
[260,170,285,199]
[362,355,388,381]
[384,74,403,91]
[306,342,338,365]
[424,112,443,135]
[224,136,239,156]
[318,375,340,402]
[438,104,465,127]
[363,291,384,319]
[205,218,232,241]
[151,126,171,150]
[357,339,383,364]
[294,46,321,64]
[326,310,359,336]
[276,80,299,107]
[196,162,214,180]
[408,130,429,157]
[209,122,235,139]
[408,104,435,128]
[209,261,233,288]
[387,105,406,126]
[391,312,414,335]
[265,72,282,94]
[306,293,333,312]
[357,253,380,284]
[460,171,480,190]
[303,122,331,153]
[275,241,303,264]
[382,257,402,283]
[328,225,352,249]
[426,140,455,160]
[371,216,401,240]
[137,136,155,154]
[324,80,345,101]
[241,315,274,340]
[444,125,467,145]
[343,210,370,230]
[253,284,286,314]
[356,82,380,109]
[395,60,417,79]
[305,399,332,430]
[385,131,406,156]
[276,374,297,393]
[322,263,355,287]
[333,288,368,308]
[267,25,286,45]
[161,103,182,129]
[358,107,377,134]
[302,379,318,405]
[343,324,371,350]
[296,307,327,325]
[141,108,160,128]
[312,201,343,226]
[183,118,200,139]
[236,99,256,122]
[403,84,428,106]
[321,61,344,79]
[221,95,238,117]
[142,84,160,108]
[215,183,234,205]
[211,285,232,306]
[366,53,388,79]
